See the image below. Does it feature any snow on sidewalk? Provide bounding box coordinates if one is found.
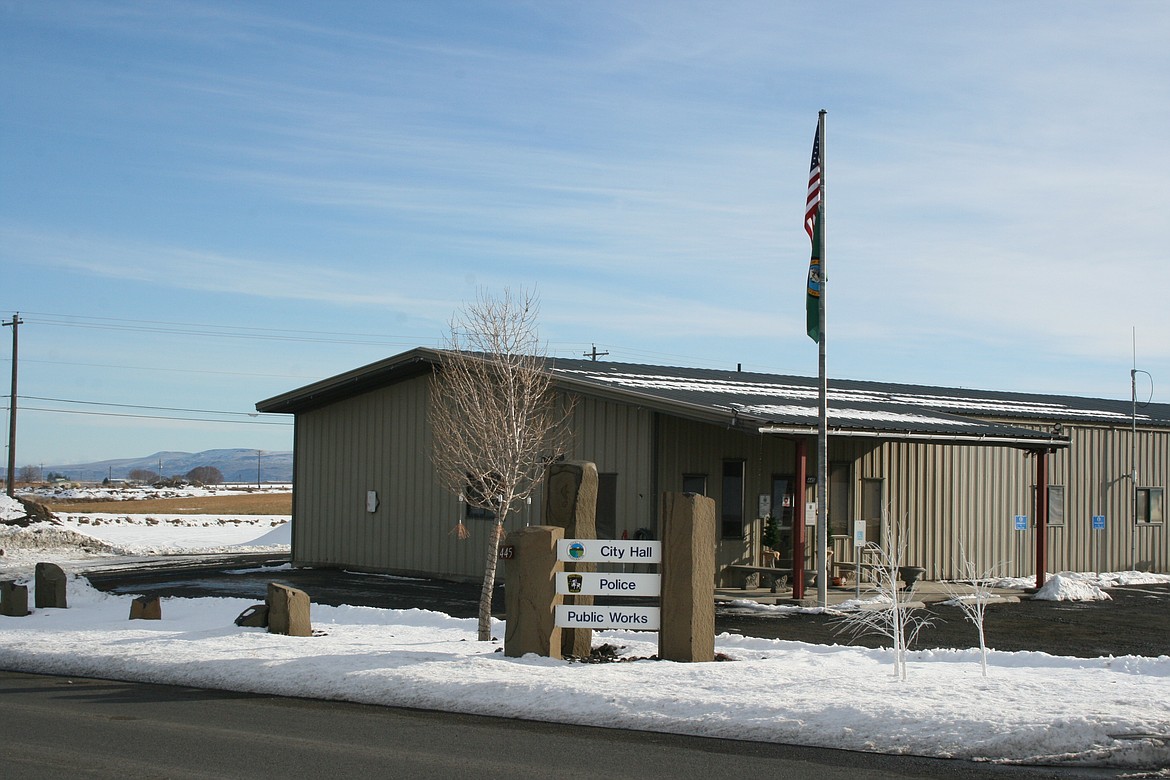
[0,575,1167,769]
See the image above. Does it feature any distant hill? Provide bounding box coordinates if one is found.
[46,449,294,484]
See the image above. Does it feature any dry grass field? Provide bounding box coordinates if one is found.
[37,492,292,516]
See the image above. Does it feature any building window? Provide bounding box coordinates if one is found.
[463,472,501,521]
[828,462,851,537]
[597,473,618,539]
[1031,485,1066,526]
[1137,487,1164,524]
[860,478,884,545]
[721,460,744,539]
[682,474,707,496]
[1048,486,1065,526]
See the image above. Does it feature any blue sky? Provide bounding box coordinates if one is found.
[2,0,1169,468]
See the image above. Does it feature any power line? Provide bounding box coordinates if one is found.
[19,395,283,418]
[0,357,321,381]
[11,310,434,347]
[14,405,292,426]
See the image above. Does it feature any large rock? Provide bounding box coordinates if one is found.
[504,525,564,659]
[543,461,598,658]
[1,581,29,617]
[659,492,716,663]
[266,583,311,637]
[235,604,269,627]
[129,595,162,620]
[35,562,68,609]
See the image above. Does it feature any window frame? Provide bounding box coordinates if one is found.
[1136,486,1164,525]
[720,459,745,540]
[682,473,707,496]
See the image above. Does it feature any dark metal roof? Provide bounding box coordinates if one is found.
[257,349,1170,448]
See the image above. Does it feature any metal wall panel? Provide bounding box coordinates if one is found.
[289,368,1168,582]
[851,424,1168,580]
[292,380,659,581]
[294,374,479,581]
[555,394,656,536]
[653,416,834,570]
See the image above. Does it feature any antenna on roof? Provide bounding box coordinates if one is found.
[584,344,609,362]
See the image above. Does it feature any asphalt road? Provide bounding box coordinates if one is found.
[0,670,1127,779]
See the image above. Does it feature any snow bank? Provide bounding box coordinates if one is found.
[0,576,1167,769]
[2,506,1169,770]
[1,494,29,521]
[1035,574,1112,602]
[21,484,291,501]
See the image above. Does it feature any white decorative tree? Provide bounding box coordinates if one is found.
[834,514,932,680]
[429,288,572,641]
[942,544,1005,677]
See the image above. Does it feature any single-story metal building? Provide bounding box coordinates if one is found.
[257,348,1169,587]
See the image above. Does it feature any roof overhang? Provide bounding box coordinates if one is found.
[758,424,1069,449]
[256,347,440,414]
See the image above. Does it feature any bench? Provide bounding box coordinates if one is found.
[831,560,883,584]
[719,565,792,592]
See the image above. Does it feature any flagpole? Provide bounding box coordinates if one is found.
[815,110,829,607]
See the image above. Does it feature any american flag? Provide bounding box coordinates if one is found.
[804,127,821,241]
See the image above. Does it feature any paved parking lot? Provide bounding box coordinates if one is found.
[717,583,1170,658]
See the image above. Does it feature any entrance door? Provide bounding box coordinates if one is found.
[828,463,852,561]
[769,476,795,566]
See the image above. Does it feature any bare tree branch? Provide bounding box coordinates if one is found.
[429,288,573,640]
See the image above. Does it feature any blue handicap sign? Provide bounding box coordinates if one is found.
[1091,515,1106,530]
[1013,515,1028,531]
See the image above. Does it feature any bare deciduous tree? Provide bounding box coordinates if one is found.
[185,466,223,485]
[429,288,573,641]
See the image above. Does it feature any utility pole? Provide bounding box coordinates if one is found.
[583,344,609,361]
[4,313,21,497]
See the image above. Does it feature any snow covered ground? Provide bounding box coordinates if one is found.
[2,491,1169,770]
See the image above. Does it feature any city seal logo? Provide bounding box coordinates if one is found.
[566,574,583,594]
[568,542,586,560]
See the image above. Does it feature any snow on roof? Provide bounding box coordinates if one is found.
[551,361,1165,430]
[731,403,982,428]
[258,349,1166,444]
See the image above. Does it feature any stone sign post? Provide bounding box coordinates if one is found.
[504,525,564,659]
[543,460,598,657]
[659,492,716,662]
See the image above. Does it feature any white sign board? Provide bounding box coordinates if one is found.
[805,502,817,526]
[557,539,661,564]
[556,572,661,597]
[555,605,661,630]
[853,520,866,547]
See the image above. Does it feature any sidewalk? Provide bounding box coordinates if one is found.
[716,578,1024,609]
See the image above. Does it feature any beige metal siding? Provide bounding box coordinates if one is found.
[853,425,1168,580]
[654,416,817,570]
[287,365,1168,582]
[293,374,481,581]
[556,393,656,536]
[292,381,658,581]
